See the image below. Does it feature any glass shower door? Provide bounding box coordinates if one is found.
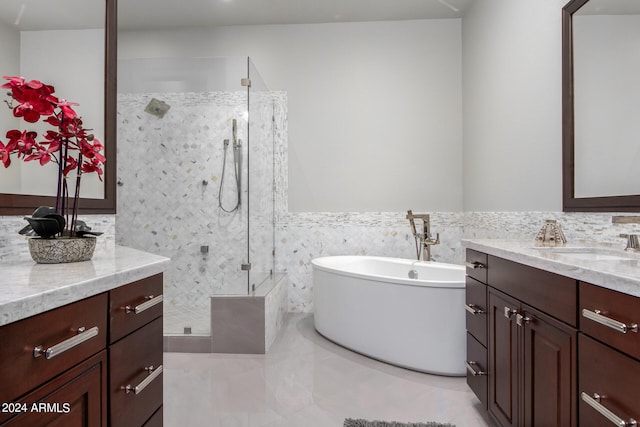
[246,57,275,293]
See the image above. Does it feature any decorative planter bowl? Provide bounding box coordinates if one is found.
[28,237,97,264]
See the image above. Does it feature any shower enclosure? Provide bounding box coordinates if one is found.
[116,57,278,338]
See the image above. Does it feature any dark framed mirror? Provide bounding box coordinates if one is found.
[0,0,116,215]
[563,0,640,212]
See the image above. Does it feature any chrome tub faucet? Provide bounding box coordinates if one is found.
[406,210,440,261]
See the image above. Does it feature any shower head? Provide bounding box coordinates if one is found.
[144,98,171,118]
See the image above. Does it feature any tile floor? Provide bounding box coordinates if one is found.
[163,313,491,426]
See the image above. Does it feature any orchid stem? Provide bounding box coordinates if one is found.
[71,151,83,238]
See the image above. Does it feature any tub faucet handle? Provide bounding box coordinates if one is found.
[620,234,640,252]
[425,232,440,245]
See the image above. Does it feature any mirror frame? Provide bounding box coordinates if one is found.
[0,0,117,215]
[562,0,640,212]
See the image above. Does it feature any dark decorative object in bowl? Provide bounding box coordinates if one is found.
[19,207,102,263]
[1,76,106,263]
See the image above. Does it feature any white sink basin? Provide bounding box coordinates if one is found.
[531,247,637,262]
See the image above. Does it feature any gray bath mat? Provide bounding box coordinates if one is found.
[343,419,455,427]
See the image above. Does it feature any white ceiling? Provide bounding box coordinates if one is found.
[3,0,639,32]
[118,0,474,30]
[0,0,474,31]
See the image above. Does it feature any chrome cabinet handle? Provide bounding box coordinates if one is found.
[465,261,486,269]
[581,392,637,426]
[465,303,485,315]
[504,306,517,319]
[465,361,486,376]
[122,364,163,395]
[125,294,163,315]
[516,313,531,327]
[33,326,99,359]
[582,309,638,334]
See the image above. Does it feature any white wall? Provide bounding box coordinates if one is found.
[19,29,105,199]
[0,20,21,192]
[462,0,566,211]
[573,15,640,198]
[119,19,464,212]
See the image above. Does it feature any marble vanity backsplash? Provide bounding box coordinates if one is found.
[277,210,640,312]
[0,215,116,263]
[2,209,637,314]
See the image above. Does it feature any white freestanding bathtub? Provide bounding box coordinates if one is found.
[312,256,466,376]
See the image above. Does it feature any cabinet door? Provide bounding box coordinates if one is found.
[0,351,107,427]
[521,305,576,427]
[488,289,520,427]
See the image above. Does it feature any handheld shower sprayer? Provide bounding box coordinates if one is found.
[232,119,238,148]
[407,209,418,236]
[219,119,243,213]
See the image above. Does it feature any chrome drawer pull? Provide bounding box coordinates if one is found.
[516,313,531,327]
[465,303,485,315]
[465,261,486,270]
[125,294,163,315]
[33,326,99,359]
[582,309,638,334]
[465,361,486,376]
[504,306,517,319]
[581,392,637,426]
[123,364,163,395]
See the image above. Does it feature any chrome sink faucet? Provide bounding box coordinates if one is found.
[406,210,440,261]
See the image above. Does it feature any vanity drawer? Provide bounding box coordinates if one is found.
[579,281,640,360]
[466,332,487,409]
[488,255,577,327]
[110,316,163,427]
[143,406,163,427]
[466,277,487,346]
[466,249,488,284]
[579,334,640,427]
[109,273,163,343]
[0,293,108,404]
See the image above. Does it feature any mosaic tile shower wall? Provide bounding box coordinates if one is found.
[117,90,284,331]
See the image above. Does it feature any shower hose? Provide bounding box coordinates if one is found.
[218,138,241,213]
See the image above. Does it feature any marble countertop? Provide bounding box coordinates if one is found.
[462,239,640,297]
[0,244,170,327]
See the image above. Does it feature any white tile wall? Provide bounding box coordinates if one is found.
[116,90,286,335]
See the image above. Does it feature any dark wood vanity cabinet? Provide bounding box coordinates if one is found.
[108,274,164,427]
[466,250,577,427]
[0,274,163,427]
[578,281,640,426]
[465,250,489,409]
